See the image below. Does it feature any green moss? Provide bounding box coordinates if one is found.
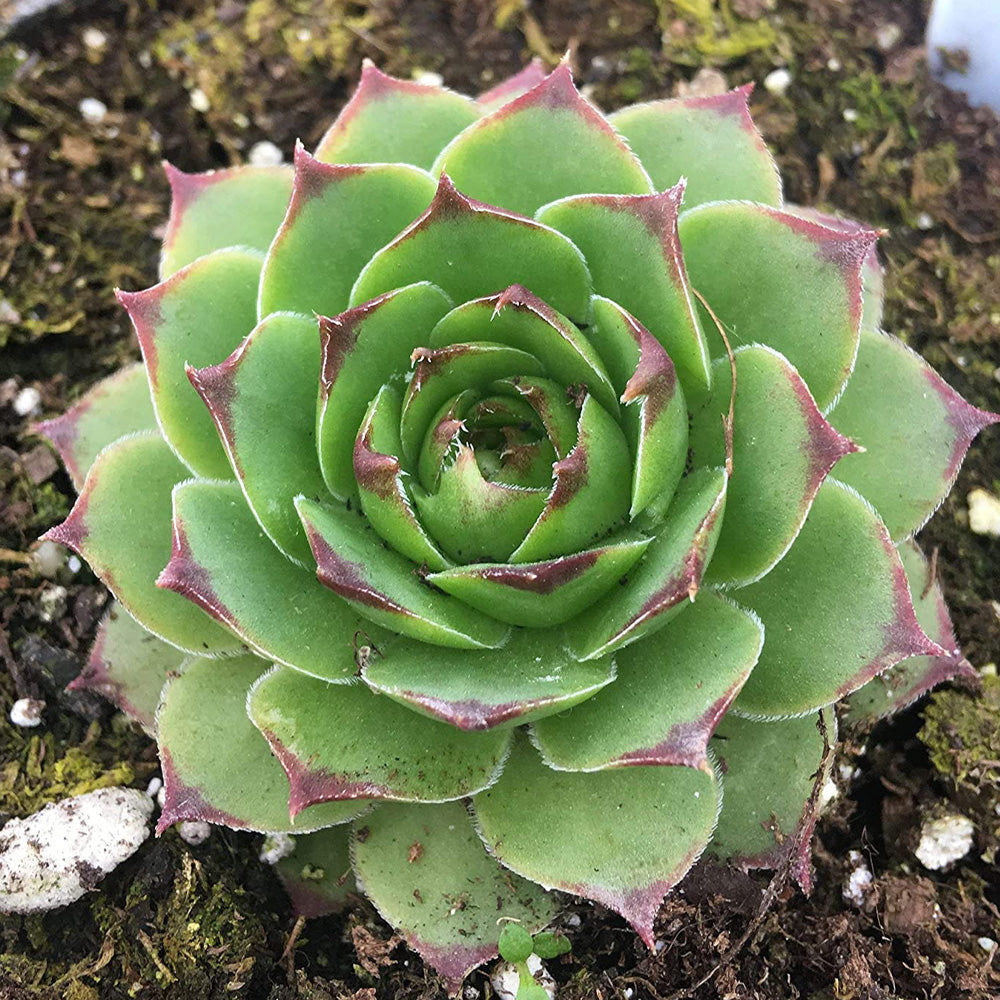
[656,0,778,65]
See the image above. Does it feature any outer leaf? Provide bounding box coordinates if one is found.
[350,173,593,323]
[587,296,688,518]
[317,282,454,499]
[510,395,632,563]
[32,363,156,491]
[355,385,452,571]
[158,480,389,683]
[361,627,616,730]
[352,801,556,992]
[118,248,262,478]
[678,203,878,411]
[829,327,999,540]
[434,64,652,217]
[157,655,367,833]
[428,285,619,416]
[274,826,357,918]
[533,593,762,771]
[732,479,943,718]
[566,467,728,661]
[690,345,857,586]
[248,666,512,812]
[160,163,292,279]
[314,60,480,170]
[296,497,509,649]
[709,713,834,889]
[537,189,711,396]
[846,539,976,723]
[258,147,437,320]
[43,432,239,656]
[426,533,651,627]
[609,85,781,207]
[188,312,327,564]
[476,58,548,113]
[68,601,183,732]
[473,734,719,947]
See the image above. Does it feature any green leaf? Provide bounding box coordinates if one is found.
[350,174,593,324]
[533,592,762,771]
[296,496,510,649]
[360,626,616,730]
[413,446,547,563]
[119,248,262,478]
[433,64,652,217]
[846,540,976,724]
[511,396,632,563]
[537,191,711,396]
[426,533,651,627]
[157,655,367,833]
[608,85,781,208]
[709,713,834,888]
[314,60,480,170]
[43,432,239,655]
[587,297,688,519]
[355,384,452,571]
[159,479,390,683]
[258,147,436,320]
[689,345,857,586]
[532,931,572,959]
[731,479,942,718]
[68,601,183,733]
[188,312,327,564]
[429,286,618,416]
[351,801,555,990]
[566,467,727,661]
[317,282,454,500]
[248,666,513,811]
[494,376,580,460]
[473,733,719,947]
[829,327,999,540]
[476,59,548,113]
[274,825,357,917]
[401,341,544,464]
[498,924,534,964]
[33,363,156,491]
[678,203,878,412]
[160,163,292,278]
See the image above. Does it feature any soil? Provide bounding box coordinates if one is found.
[1,1,999,998]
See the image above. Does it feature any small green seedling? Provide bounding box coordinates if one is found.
[498,922,572,999]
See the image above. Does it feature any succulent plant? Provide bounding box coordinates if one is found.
[36,59,996,990]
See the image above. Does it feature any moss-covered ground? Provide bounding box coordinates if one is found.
[1,1,998,997]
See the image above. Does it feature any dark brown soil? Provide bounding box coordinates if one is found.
[1,1,998,998]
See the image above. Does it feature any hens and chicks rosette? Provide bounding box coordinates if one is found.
[37,60,997,988]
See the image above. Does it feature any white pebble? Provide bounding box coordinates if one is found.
[819,774,839,811]
[491,954,554,1000]
[842,850,874,906]
[0,788,152,912]
[875,22,902,52]
[564,913,581,928]
[82,27,107,50]
[843,108,859,123]
[979,937,997,952]
[0,298,21,323]
[827,57,842,72]
[31,539,64,579]
[38,585,68,623]
[10,698,44,728]
[413,70,444,88]
[13,386,41,417]
[463,987,481,1000]
[177,820,211,845]
[156,784,166,809]
[78,97,108,125]
[916,211,935,230]
[764,67,792,96]
[189,88,210,113]
[915,812,974,870]
[968,488,1000,538]
[259,831,295,865]
[67,555,82,574]
[248,140,283,167]
[145,776,162,800]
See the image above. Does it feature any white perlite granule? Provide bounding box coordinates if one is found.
[0,787,152,912]
[914,812,975,870]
